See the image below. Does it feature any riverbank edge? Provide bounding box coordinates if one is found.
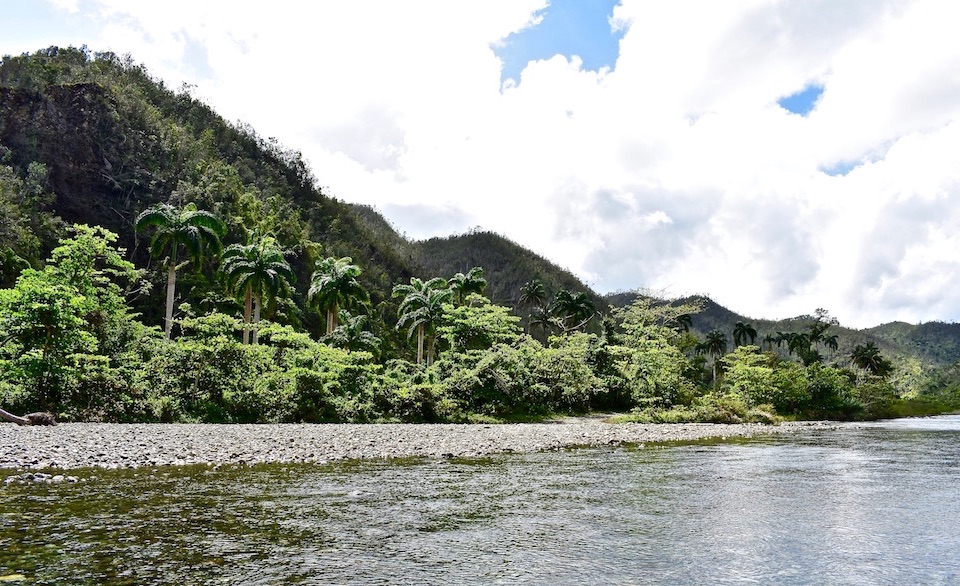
[0,420,838,472]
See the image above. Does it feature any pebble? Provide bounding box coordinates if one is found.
[0,421,835,473]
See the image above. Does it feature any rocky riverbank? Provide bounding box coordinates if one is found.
[0,421,833,472]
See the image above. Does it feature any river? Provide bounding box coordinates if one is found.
[2,416,959,585]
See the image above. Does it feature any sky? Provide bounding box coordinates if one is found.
[2,0,960,329]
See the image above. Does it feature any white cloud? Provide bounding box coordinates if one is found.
[8,0,960,328]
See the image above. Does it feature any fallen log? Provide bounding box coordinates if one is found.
[0,406,57,426]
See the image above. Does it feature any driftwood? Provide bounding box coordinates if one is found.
[0,406,57,426]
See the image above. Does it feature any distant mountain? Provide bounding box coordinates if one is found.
[864,321,960,366]
[605,292,960,368]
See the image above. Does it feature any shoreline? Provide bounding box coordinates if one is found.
[0,421,835,472]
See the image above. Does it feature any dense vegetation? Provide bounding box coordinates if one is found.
[2,47,959,423]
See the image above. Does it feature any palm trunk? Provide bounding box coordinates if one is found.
[242,286,253,344]
[416,323,425,365]
[252,296,262,345]
[164,263,177,340]
[326,303,339,336]
[426,335,435,366]
[712,355,718,391]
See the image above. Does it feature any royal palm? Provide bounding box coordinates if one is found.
[393,277,451,365]
[135,202,225,339]
[220,234,295,344]
[308,257,369,336]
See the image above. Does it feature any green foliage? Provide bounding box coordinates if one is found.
[0,270,94,408]
[617,394,778,425]
[437,295,522,355]
[2,48,958,424]
[0,225,141,412]
[136,202,226,338]
[448,267,487,306]
[0,161,59,284]
[393,277,451,365]
[308,256,369,336]
[220,234,295,343]
[606,338,692,409]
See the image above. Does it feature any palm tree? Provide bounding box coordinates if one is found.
[519,279,548,334]
[519,279,548,309]
[774,331,791,349]
[326,310,381,353]
[220,235,295,344]
[733,321,758,347]
[527,305,557,341]
[851,342,893,377]
[822,334,839,353]
[393,277,451,365]
[551,290,596,332]
[449,267,487,305]
[762,333,778,351]
[135,202,225,339]
[698,329,728,389]
[308,257,370,336]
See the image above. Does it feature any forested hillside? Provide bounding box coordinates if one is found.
[2,46,958,424]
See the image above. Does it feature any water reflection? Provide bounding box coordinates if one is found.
[2,417,959,585]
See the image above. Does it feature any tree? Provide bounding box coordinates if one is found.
[518,279,548,309]
[393,277,451,365]
[436,295,522,355]
[308,257,370,336]
[326,311,381,354]
[448,267,487,305]
[671,313,693,333]
[0,271,93,408]
[527,305,558,341]
[220,235,295,345]
[135,202,225,339]
[762,333,778,351]
[821,334,839,353]
[0,226,139,410]
[851,342,893,378]
[698,329,728,389]
[519,279,548,334]
[613,296,704,343]
[733,321,757,347]
[551,290,596,332]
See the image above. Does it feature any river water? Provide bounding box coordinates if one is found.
[2,416,959,585]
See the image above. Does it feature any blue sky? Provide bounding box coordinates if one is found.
[2,0,960,328]
[495,0,624,85]
[778,84,824,116]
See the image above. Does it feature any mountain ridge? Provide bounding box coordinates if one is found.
[2,46,959,368]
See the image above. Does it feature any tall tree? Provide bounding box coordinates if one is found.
[308,257,370,336]
[220,235,295,345]
[135,202,225,339]
[851,342,893,377]
[733,321,758,347]
[698,329,728,389]
[393,277,451,365]
[518,279,548,334]
[762,333,778,351]
[551,290,596,332]
[518,279,548,309]
[448,266,487,305]
[326,311,381,354]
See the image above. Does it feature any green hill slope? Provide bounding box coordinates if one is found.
[3,46,959,373]
[0,46,603,333]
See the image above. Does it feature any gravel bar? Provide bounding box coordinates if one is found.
[0,421,831,471]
